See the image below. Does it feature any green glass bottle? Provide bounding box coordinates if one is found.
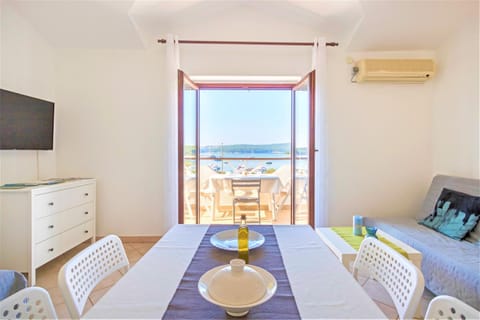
[238,214,249,264]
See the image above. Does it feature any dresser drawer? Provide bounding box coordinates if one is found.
[33,184,95,218]
[62,203,94,228]
[35,234,63,267]
[34,213,63,243]
[62,220,94,251]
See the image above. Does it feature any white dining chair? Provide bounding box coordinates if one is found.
[231,178,261,223]
[58,234,129,319]
[352,237,425,320]
[425,295,480,319]
[0,286,57,319]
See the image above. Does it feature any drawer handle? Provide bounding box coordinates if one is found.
[84,193,89,196]
[48,248,54,252]
[84,230,89,234]
[84,211,89,215]
[48,202,54,206]
[48,225,54,229]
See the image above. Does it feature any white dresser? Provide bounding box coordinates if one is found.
[0,179,96,285]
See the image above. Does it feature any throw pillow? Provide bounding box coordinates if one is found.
[419,188,480,240]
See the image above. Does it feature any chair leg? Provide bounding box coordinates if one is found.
[232,201,236,224]
[258,201,261,224]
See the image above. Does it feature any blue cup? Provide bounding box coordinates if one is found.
[365,226,378,239]
[353,215,363,236]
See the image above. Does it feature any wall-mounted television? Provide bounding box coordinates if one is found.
[0,89,55,150]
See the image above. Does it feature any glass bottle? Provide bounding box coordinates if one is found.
[238,214,249,264]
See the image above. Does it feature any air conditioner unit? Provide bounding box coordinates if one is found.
[353,59,435,83]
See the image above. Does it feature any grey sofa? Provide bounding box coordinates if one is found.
[365,175,480,309]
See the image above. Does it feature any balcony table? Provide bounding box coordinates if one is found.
[83,224,386,319]
[208,174,282,220]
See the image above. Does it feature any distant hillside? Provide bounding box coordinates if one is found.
[201,143,291,154]
[185,143,290,155]
[184,143,308,156]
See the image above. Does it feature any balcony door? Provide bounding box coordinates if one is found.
[292,71,315,226]
[178,70,315,226]
[178,70,199,224]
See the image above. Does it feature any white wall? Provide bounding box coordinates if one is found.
[54,45,437,234]
[326,50,435,225]
[432,17,479,179]
[55,49,166,235]
[0,1,56,184]
[52,5,477,236]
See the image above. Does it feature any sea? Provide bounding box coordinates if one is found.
[186,151,306,174]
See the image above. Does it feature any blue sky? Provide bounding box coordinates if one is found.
[184,89,308,147]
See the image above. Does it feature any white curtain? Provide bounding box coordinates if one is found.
[312,37,328,227]
[162,34,180,233]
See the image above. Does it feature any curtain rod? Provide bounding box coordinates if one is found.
[157,39,338,47]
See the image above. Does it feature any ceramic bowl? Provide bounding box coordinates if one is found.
[210,230,265,251]
[198,259,277,317]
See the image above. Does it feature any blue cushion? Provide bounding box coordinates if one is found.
[0,270,27,300]
[419,188,480,240]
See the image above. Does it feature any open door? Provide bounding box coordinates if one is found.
[178,69,315,226]
[292,71,315,227]
[178,70,199,224]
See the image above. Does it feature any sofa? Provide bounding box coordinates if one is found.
[365,175,480,309]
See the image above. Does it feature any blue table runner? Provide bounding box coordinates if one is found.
[162,225,300,319]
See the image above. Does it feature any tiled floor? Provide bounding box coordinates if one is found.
[35,240,156,319]
[35,238,434,319]
[356,274,435,319]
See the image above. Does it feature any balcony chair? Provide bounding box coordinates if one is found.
[0,286,57,319]
[425,295,479,319]
[231,178,261,223]
[352,237,425,320]
[273,165,309,220]
[184,166,216,220]
[58,235,129,319]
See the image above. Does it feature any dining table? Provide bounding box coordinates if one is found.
[83,224,386,319]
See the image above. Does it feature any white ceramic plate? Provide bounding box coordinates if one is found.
[210,229,265,251]
[198,264,277,317]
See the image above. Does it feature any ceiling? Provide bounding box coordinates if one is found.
[6,0,479,51]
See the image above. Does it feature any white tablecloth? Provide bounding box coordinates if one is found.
[208,174,282,194]
[84,225,386,319]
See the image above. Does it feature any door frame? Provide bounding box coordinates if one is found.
[178,70,316,227]
[178,70,199,224]
[292,70,315,227]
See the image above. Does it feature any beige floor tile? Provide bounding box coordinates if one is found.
[47,286,65,306]
[129,242,155,255]
[83,299,94,314]
[124,246,143,262]
[94,271,123,291]
[35,270,59,289]
[355,274,369,286]
[376,301,399,319]
[54,302,71,319]
[362,278,395,307]
[88,286,111,305]
[418,288,435,317]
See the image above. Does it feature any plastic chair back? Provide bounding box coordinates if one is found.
[425,295,480,319]
[0,286,57,319]
[352,237,425,320]
[58,235,129,319]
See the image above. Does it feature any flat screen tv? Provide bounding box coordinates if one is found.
[0,89,54,150]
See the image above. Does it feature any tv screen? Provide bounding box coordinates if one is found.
[0,89,54,150]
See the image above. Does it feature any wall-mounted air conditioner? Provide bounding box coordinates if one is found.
[353,59,435,83]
